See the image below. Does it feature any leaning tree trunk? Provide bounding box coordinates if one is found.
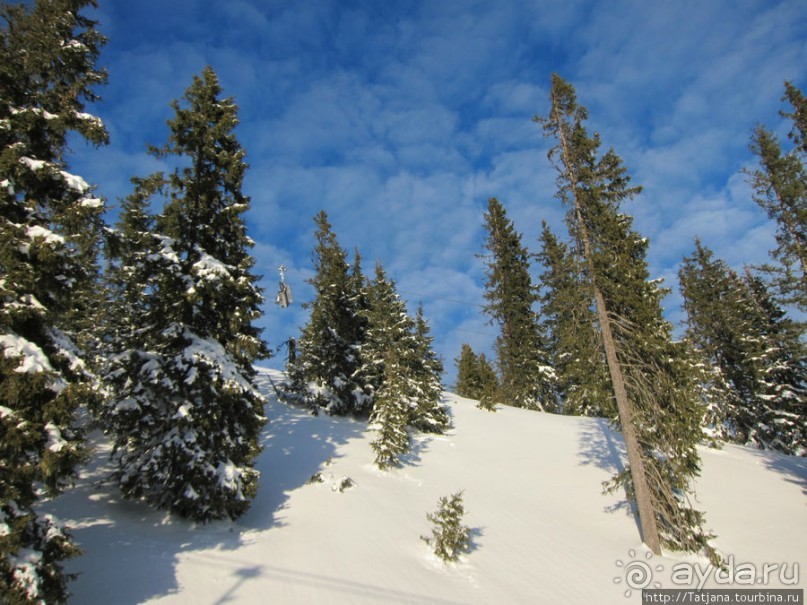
[553,100,662,554]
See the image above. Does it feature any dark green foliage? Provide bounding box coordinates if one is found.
[101,67,268,522]
[421,491,471,562]
[0,0,107,601]
[537,74,713,558]
[454,343,499,410]
[285,212,369,414]
[680,241,806,455]
[745,83,807,310]
[481,198,556,411]
[536,221,613,417]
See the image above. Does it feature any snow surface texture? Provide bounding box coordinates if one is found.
[40,368,805,604]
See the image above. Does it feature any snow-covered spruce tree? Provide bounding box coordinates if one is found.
[679,241,806,455]
[361,265,448,440]
[537,221,613,417]
[743,271,806,454]
[369,351,412,470]
[480,197,556,411]
[285,211,369,415]
[0,0,109,600]
[536,74,714,559]
[408,305,449,432]
[745,82,806,311]
[101,67,268,522]
[0,0,108,601]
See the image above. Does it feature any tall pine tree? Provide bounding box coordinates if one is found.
[481,197,555,411]
[536,74,714,559]
[101,67,268,522]
[536,221,613,417]
[0,0,107,601]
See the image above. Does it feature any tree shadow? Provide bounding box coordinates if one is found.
[576,417,637,519]
[41,368,368,605]
[466,526,485,555]
[744,446,807,497]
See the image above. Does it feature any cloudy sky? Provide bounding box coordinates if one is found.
[67,0,805,385]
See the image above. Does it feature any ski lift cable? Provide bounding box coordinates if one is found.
[397,289,486,310]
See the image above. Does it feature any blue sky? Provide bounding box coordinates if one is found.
[68,0,805,385]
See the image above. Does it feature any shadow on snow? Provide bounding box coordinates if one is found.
[40,367,368,605]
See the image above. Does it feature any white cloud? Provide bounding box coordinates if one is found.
[68,0,805,376]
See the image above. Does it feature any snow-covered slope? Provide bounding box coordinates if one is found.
[42,368,806,604]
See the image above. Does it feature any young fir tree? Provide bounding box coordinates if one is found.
[536,74,714,559]
[0,1,108,602]
[480,197,555,411]
[421,491,471,562]
[745,82,807,310]
[680,241,806,455]
[536,221,613,417]
[286,211,369,415]
[369,351,413,470]
[101,67,268,522]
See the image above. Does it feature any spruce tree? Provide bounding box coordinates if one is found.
[454,344,481,399]
[537,221,613,417]
[363,265,449,466]
[680,241,806,455]
[678,240,741,441]
[286,211,368,415]
[101,67,268,522]
[408,305,449,432]
[746,82,807,310]
[536,74,713,559]
[0,0,107,601]
[369,351,412,470]
[454,344,499,406]
[481,197,555,411]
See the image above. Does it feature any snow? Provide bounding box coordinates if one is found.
[11,549,43,601]
[59,169,90,193]
[0,333,53,373]
[80,196,104,208]
[44,422,68,453]
[192,248,232,281]
[74,111,103,127]
[39,368,806,604]
[19,156,48,171]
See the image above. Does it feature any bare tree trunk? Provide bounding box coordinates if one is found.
[552,95,662,554]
